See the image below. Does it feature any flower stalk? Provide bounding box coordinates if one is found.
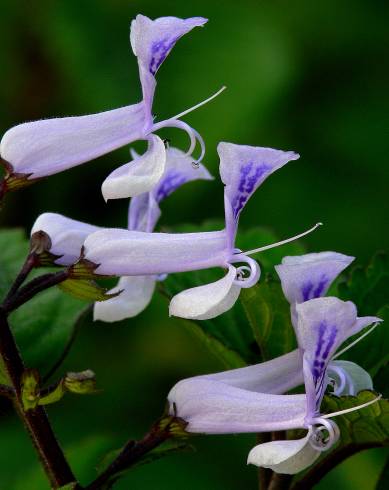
[0,308,78,488]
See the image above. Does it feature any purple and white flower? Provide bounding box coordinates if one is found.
[1,15,220,199]
[168,297,381,474]
[83,142,302,320]
[31,146,212,320]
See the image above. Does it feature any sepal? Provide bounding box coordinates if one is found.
[30,231,63,266]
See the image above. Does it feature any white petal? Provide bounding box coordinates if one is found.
[84,229,227,276]
[1,103,146,178]
[101,134,166,200]
[94,276,156,322]
[247,430,320,474]
[169,377,306,434]
[169,266,241,320]
[31,213,99,265]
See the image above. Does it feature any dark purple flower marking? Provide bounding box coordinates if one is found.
[231,161,271,219]
[301,275,328,302]
[302,282,314,301]
[155,170,187,203]
[311,321,338,408]
[149,36,179,75]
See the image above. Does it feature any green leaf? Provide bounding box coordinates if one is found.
[321,391,389,446]
[337,252,389,316]
[58,484,77,490]
[336,253,389,377]
[240,276,296,361]
[179,318,246,369]
[0,228,88,373]
[376,455,389,490]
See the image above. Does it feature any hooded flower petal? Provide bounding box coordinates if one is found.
[169,265,241,320]
[247,429,320,474]
[1,103,146,179]
[31,213,99,265]
[328,360,373,396]
[128,146,212,232]
[168,377,306,434]
[295,297,381,412]
[218,142,299,247]
[93,275,156,322]
[276,252,354,307]
[130,15,207,116]
[101,134,166,200]
[83,229,227,276]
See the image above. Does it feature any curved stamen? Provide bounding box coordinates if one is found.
[328,365,347,396]
[241,222,323,256]
[309,418,339,452]
[154,119,197,155]
[322,394,381,419]
[230,255,261,288]
[333,322,381,359]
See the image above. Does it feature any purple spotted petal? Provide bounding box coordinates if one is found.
[295,297,381,413]
[218,142,299,247]
[275,252,354,327]
[83,229,228,276]
[128,146,212,232]
[1,103,146,179]
[130,15,207,117]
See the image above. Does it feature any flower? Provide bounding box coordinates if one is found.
[83,142,303,320]
[1,15,220,199]
[167,297,381,474]
[31,146,212,320]
[275,251,355,328]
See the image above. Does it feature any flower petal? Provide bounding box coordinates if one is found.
[1,103,146,178]
[169,266,241,320]
[296,297,380,410]
[218,142,299,246]
[328,360,373,396]
[84,229,227,276]
[201,349,303,394]
[101,134,166,200]
[275,251,354,311]
[94,275,156,322]
[169,377,306,434]
[247,430,320,474]
[130,15,207,115]
[31,213,99,265]
[128,146,212,232]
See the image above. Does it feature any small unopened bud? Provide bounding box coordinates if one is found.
[64,369,97,395]
[21,369,40,410]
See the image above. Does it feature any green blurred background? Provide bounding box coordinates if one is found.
[0,0,388,488]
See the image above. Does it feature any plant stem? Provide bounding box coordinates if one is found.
[2,270,69,313]
[85,420,174,490]
[3,253,39,304]
[0,308,78,488]
[291,443,382,490]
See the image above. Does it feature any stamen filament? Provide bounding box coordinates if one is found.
[322,394,381,419]
[169,86,227,120]
[242,222,323,256]
[333,322,380,359]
